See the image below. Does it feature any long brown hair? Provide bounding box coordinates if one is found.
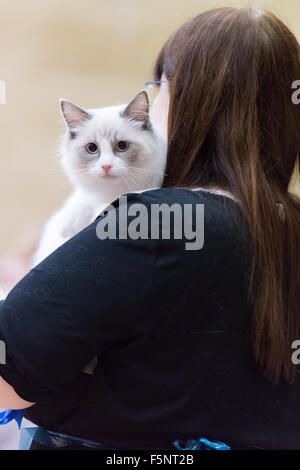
[153,7,300,383]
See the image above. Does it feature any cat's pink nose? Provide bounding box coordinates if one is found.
[102,164,112,173]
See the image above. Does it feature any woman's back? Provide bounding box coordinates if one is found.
[0,188,290,449]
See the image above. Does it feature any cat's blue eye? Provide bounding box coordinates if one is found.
[86,142,98,154]
[116,141,129,152]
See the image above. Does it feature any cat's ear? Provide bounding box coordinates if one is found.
[121,90,149,127]
[60,99,92,129]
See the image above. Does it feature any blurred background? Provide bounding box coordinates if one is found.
[0,0,299,279]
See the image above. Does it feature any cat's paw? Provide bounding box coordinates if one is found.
[62,210,94,239]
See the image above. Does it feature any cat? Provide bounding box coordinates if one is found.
[33,90,167,266]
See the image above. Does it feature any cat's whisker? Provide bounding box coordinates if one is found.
[128,168,163,186]
[130,166,166,177]
[119,173,139,192]
[56,180,72,190]
[125,173,148,192]
[42,167,89,177]
[119,175,134,195]
[42,168,64,177]
[128,172,153,188]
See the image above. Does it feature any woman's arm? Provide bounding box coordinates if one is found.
[0,191,157,405]
[0,375,34,409]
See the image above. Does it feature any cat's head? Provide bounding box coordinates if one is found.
[59,90,166,195]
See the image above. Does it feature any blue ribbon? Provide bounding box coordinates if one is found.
[0,408,230,451]
[173,437,230,450]
[0,409,25,429]
[19,427,38,450]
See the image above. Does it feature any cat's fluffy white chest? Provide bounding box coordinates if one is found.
[33,190,110,265]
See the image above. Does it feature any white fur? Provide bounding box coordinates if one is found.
[33,94,167,265]
[0,286,6,300]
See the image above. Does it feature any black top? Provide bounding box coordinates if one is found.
[0,188,299,450]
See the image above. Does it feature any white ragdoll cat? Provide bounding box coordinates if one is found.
[33,90,167,266]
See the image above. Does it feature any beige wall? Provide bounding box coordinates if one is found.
[0,0,299,254]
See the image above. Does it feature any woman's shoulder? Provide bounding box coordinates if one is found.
[114,186,237,207]
[112,187,242,224]
[102,186,247,244]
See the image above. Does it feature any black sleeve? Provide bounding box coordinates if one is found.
[0,192,156,402]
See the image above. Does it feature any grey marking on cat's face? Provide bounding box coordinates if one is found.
[78,139,139,163]
[143,120,153,132]
[75,137,144,173]
[112,140,140,163]
[125,147,139,164]
[69,130,77,140]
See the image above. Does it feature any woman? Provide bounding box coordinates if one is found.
[0,6,300,450]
